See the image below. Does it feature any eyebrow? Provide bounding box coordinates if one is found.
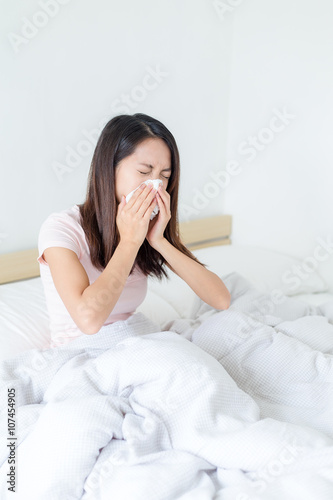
[138,162,172,172]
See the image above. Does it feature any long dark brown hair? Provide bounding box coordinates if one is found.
[78,113,205,279]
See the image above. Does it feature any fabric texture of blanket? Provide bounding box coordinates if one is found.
[1,272,333,499]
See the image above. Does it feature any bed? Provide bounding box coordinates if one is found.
[1,215,333,499]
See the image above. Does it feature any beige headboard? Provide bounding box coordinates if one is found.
[0,215,232,285]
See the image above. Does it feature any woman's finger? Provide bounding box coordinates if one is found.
[143,195,159,220]
[130,184,155,212]
[157,186,169,202]
[117,195,127,214]
[156,188,171,216]
[125,183,148,210]
[137,187,158,217]
[156,191,165,213]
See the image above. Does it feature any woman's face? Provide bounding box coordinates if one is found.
[115,138,172,203]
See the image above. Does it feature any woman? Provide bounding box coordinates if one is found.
[38,113,230,347]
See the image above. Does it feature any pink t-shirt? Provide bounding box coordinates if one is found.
[37,204,147,347]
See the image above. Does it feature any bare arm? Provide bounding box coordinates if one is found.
[153,238,231,310]
[146,185,231,311]
[43,183,158,335]
[43,241,139,335]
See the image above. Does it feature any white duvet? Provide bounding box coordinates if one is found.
[1,272,333,500]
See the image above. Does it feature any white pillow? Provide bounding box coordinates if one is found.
[146,244,328,322]
[0,244,328,360]
[136,289,181,326]
[192,244,328,296]
[0,277,181,359]
[0,277,50,360]
[147,273,199,321]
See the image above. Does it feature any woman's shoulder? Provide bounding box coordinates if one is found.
[38,205,84,248]
[37,205,85,264]
[39,205,81,231]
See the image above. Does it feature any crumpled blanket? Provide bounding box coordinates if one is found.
[0,272,333,500]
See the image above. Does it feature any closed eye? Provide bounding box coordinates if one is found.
[138,171,170,180]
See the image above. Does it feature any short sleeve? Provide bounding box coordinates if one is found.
[37,213,82,266]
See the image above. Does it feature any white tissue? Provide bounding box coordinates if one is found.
[125,179,163,220]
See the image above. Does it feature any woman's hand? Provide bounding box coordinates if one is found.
[116,183,158,247]
[146,185,171,249]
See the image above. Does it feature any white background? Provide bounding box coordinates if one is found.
[1,0,332,288]
[224,0,333,289]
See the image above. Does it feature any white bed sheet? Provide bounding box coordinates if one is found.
[1,271,333,499]
[293,292,333,306]
[1,244,333,499]
[0,244,331,361]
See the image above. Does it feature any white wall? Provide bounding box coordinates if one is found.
[2,0,332,290]
[224,0,333,290]
[0,0,233,252]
